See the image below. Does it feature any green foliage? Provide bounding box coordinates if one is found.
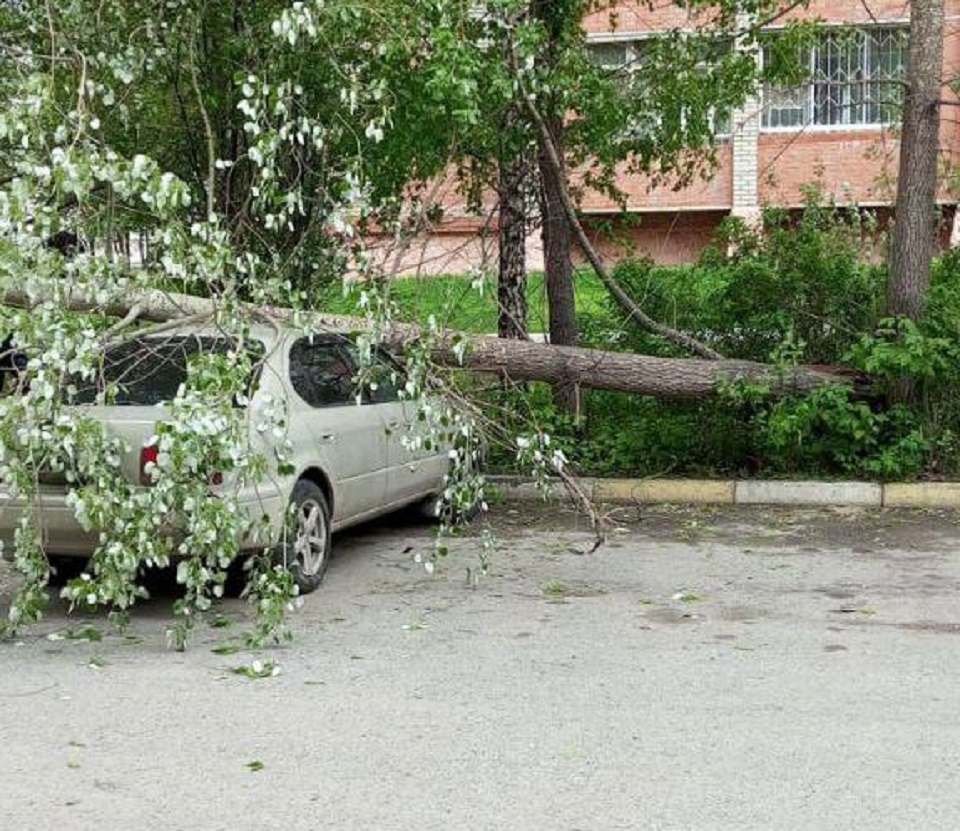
[486,379,932,483]
[478,195,960,482]
[486,383,754,479]
[849,317,959,381]
[598,195,884,364]
[318,270,609,334]
[750,385,928,480]
[847,317,960,477]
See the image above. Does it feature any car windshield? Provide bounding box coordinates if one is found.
[68,335,266,406]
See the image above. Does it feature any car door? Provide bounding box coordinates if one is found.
[285,335,388,523]
[363,347,447,506]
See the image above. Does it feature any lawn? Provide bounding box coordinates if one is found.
[319,269,610,334]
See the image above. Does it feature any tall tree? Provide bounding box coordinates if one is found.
[497,105,531,340]
[889,0,945,322]
[504,2,813,406]
[531,0,583,414]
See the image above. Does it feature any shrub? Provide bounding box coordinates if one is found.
[597,195,884,365]
[749,384,929,480]
[544,195,960,480]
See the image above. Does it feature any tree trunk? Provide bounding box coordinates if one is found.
[539,111,579,413]
[0,287,855,401]
[519,78,724,361]
[497,109,529,341]
[532,0,579,415]
[889,0,945,321]
[434,337,851,401]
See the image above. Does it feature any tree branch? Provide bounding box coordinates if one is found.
[512,52,725,361]
[0,286,855,401]
[189,30,217,219]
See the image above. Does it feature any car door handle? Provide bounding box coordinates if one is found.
[320,433,337,444]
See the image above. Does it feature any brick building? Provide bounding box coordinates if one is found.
[579,0,960,264]
[376,2,960,274]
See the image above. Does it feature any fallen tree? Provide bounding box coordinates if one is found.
[1,287,856,400]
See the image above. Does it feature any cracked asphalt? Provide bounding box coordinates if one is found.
[2,502,960,831]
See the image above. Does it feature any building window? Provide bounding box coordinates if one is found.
[763,27,908,130]
[586,38,732,138]
[588,40,633,71]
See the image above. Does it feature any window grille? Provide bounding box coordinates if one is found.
[762,27,907,129]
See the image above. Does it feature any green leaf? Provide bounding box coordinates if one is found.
[65,625,103,642]
[231,660,279,679]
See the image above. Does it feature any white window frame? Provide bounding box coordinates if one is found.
[585,33,733,140]
[761,24,909,133]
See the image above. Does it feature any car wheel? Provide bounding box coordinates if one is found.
[413,493,443,522]
[279,480,332,595]
[47,555,87,588]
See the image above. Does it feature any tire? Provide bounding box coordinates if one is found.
[47,555,87,588]
[413,493,444,522]
[278,480,332,595]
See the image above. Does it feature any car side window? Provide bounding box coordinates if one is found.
[364,348,404,405]
[288,337,357,408]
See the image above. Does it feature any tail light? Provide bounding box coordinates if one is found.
[140,444,223,488]
[140,445,159,486]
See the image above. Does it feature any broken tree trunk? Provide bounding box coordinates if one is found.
[0,287,852,401]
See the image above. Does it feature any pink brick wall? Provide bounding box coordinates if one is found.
[578,1,960,260]
[582,1,920,32]
[580,211,729,265]
[579,146,734,212]
[384,3,960,271]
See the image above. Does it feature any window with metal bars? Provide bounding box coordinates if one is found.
[762,27,908,129]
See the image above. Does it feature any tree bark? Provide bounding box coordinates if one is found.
[497,108,529,341]
[0,287,853,401]
[538,113,578,346]
[889,0,945,322]
[538,107,580,414]
[433,337,848,401]
[532,0,580,416]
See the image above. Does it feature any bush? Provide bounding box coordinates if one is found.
[524,195,960,481]
[484,385,757,479]
[595,194,884,365]
[748,384,929,480]
[485,379,934,482]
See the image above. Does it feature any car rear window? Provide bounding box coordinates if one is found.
[69,336,266,406]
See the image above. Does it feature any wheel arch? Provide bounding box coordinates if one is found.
[297,466,334,517]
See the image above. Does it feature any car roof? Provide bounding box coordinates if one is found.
[135,323,355,347]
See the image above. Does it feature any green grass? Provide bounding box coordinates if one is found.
[319,269,610,334]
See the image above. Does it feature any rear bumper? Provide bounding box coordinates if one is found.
[0,488,286,561]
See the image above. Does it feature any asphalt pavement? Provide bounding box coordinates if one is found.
[2,502,959,831]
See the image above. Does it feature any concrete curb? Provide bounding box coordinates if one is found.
[595,478,733,504]
[735,481,881,507]
[883,483,960,508]
[489,476,960,509]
